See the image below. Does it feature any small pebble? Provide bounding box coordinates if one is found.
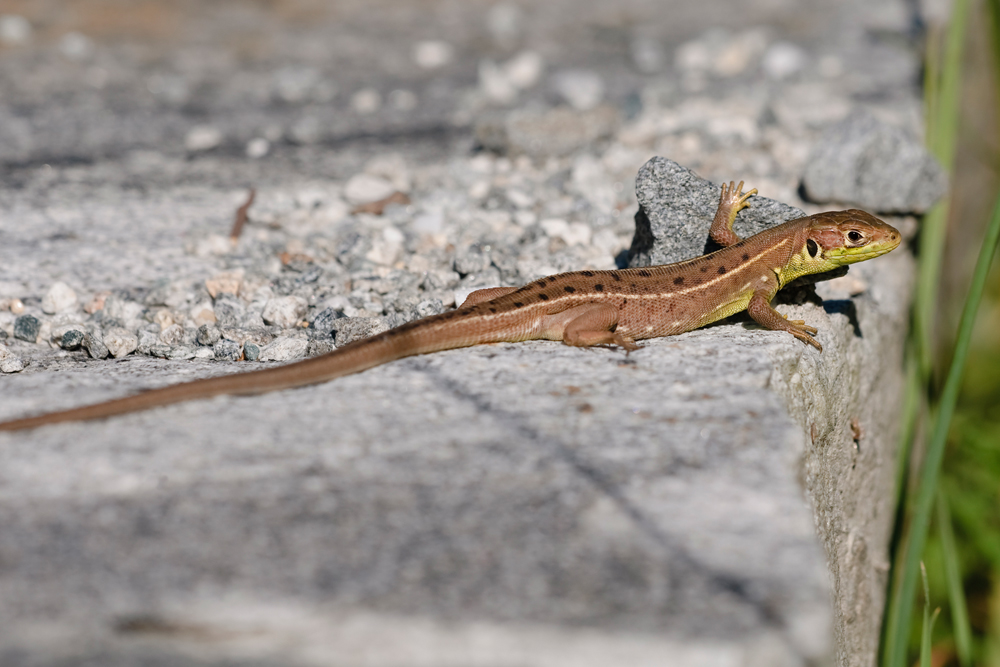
[0,14,32,45]
[344,173,395,205]
[551,69,604,111]
[413,40,454,69]
[83,331,110,359]
[262,296,308,328]
[59,31,93,61]
[246,138,270,159]
[158,323,185,346]
[310,307,343,337]
[9,298,24,315]
[243,342,260,361]
[0,345,25,373]
[258,336,309,362]
[333,317,390,346]
[197,324,221,346]
[185,125,223,152]
[351,88,382,114]
[60,329,85,350]
[103,326,138,358]
[13,314,40,342]
[762,42,807,80]
[214,339,243,361]
[205,270,244,299]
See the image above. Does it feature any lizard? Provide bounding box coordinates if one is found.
[0,182,901,432]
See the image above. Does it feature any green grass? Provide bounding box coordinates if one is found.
[880,0,1000,664]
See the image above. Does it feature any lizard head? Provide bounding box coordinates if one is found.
[778,209,901,286]
[803,209,902,267]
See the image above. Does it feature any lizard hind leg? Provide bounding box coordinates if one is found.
[553,303,640,352]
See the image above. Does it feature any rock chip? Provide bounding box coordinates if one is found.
[197,323,221,346]
[0,344,25,373]
[258,336,309,362]
[213,339,242,361]
[103,326,139,358]
[551,69,605,111]
[243,342,261,361]
[629,156,806,267]
[59,329,85,350]
[13,314,41,342]
[82,331,110,359]
[801,111,947,213]
[262,296,308,328]
[41,281,78,314]
[344,173,395,205]
[333,317,390,346]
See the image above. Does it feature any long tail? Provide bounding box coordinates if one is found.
[0,309,515,432]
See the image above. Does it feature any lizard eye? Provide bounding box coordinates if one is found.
[847,230,866,245]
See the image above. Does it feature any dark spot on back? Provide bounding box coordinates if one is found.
[581,270,594,277]
[638,270,651,277]
[718,266,726,274]
[673,276,684,285]
[593,284,604,291]
[538,293,549,301]
[611,274,621,281]
[742,253,750,261]
[489,307,497,313]
[630,283,636,288]
[564,286,576,293]
[620,298,627,309]
[513,302,523,308]
[537,280,547,287]
[700,266,708,273]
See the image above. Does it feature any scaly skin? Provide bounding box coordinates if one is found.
[0,183,901,431]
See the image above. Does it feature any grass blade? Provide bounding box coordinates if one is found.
[888,190,1000,667]
[937,491,973,666]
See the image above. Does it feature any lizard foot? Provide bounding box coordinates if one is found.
[719,180,758,214]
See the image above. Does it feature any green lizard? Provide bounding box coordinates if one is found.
[0,182,901,432]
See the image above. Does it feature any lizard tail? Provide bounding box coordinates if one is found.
[0,311,512,432]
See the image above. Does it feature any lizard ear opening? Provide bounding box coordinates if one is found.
[806,238,819,258]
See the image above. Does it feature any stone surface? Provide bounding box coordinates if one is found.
[0,1,922,665]
[629,157,807,267]
[802,111,948,213]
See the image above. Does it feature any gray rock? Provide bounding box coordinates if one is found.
[12,315,41,343]
[103,326,138,358]
[310,307,343,337]
[454,245,492,276]
[258,336,309,362]
[333,316,390,346]
[213,338,243,361]
[307,339,336,357]
[213,294,248,328]
[59,329,84,350]
[82,330,109,359]
[801,111,947,213]
[197,323,221,346]
[243,342,260,361]
[0,344,25,373]
[629,157,807,267]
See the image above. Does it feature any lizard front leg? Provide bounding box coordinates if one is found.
[710,180,757,247]
[747,290,822,351]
